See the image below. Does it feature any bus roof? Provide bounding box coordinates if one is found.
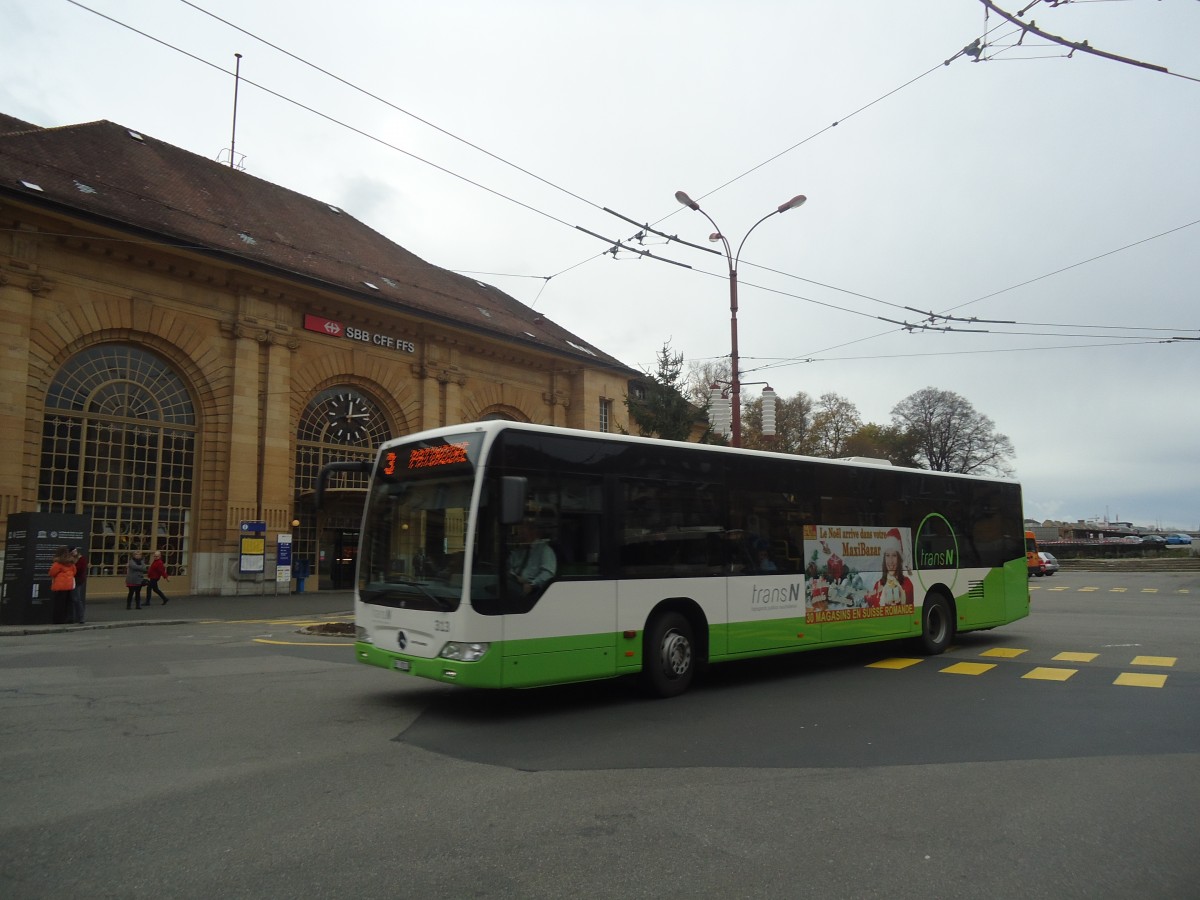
[377,420,1020,487]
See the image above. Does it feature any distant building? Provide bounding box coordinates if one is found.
[0,114,640,594]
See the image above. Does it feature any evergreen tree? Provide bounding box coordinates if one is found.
[624,342,705,441]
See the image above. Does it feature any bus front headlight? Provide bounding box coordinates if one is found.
[439,641,490,662]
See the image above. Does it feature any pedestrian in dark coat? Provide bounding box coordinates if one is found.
[72,547,88,624]
[125,551,148,610]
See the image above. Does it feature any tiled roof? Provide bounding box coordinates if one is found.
[0,117,634,373]
[0,114,41,134]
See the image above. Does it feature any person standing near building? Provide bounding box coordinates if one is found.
[72,546,88,625]
[49,546,78,624]
[145,550,170,605]
[125,551,148,610]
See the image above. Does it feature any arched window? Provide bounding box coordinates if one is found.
[39,345,197,577]
[293,388,391,572]
[478,405,528,422]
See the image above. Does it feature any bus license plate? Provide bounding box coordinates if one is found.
[394,659,411,672]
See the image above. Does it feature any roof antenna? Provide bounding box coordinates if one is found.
[228,52,243,170]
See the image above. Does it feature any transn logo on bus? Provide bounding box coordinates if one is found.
[751,583,803,610]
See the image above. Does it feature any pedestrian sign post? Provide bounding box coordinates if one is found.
[239,520,266,574]
[276,534,293,585]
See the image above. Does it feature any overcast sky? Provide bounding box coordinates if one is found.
[4,0,1198,530]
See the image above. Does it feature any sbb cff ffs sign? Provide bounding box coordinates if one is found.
[303,314,415,353]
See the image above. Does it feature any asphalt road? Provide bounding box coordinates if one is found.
[1,570,1196,899]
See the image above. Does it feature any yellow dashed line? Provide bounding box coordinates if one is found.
[1140,588,1159,594]
[200,618,341,626]
[865,646,1183,689]
[981,647,1027,659]
[1114,672,1168,688]
[1054,651,1098,663]
[1023,667,1077,682]
[867,657,923,670]
[1110,588,1127,593]
[252,638,353,647]
[1078,587,1098,593]
[941,661,996,676]
[1130,655,1176,667]
[1047,586,1070,592]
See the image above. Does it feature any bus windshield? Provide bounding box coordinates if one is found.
[358,433,484,612]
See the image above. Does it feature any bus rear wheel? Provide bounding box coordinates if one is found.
[919,592,954,655]
[642,612,695,698]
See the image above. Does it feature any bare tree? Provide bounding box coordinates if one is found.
[740,390,814,453]
[890,387,1015,476]
[682,358,731,406]
[808,392,862,458]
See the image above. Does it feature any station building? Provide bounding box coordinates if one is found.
[0,113,640,596]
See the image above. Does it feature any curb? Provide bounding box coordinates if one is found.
[0,619,191,636]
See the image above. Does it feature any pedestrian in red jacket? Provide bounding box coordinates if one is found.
[49,546,79,624]
[145,550,170,605]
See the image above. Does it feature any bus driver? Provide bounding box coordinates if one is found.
[508,518,557,598]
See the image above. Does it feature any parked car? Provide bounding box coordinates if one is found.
[1165,533,1193,545]
[1140,535,1168,546]
[1037,551,1060,576]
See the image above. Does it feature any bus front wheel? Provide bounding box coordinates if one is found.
[642,612,695,698]
[919,592,954,655]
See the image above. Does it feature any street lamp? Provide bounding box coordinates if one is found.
[674,190,806,447]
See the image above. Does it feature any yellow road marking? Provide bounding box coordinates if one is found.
[1054,651,1098,663]
[941,662,996,676]
[1140,588,1158,594]
[867,657,923,669]
[1047,586,1069,592]
[1078,587,1098,592]
[1023,667,1077,682]
[1110,588,1127,593]
[1130,655,1177,667]
[981,647,1027,659]
[253,638,353,647]
[200,618,342,626]
[1114,673,1167,688]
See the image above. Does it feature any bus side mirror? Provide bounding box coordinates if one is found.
[500,476,528,525]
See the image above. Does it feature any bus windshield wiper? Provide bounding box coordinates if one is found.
[392,579,453,612]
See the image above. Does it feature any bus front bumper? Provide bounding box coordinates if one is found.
[354,641,502,687]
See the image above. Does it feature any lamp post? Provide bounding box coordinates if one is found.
[674,191,806,447]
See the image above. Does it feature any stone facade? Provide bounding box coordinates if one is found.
[0,115,637,596]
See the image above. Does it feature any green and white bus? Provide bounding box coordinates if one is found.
[324,421,1029,697]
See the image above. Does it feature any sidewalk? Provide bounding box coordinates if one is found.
[0,590,355,636]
